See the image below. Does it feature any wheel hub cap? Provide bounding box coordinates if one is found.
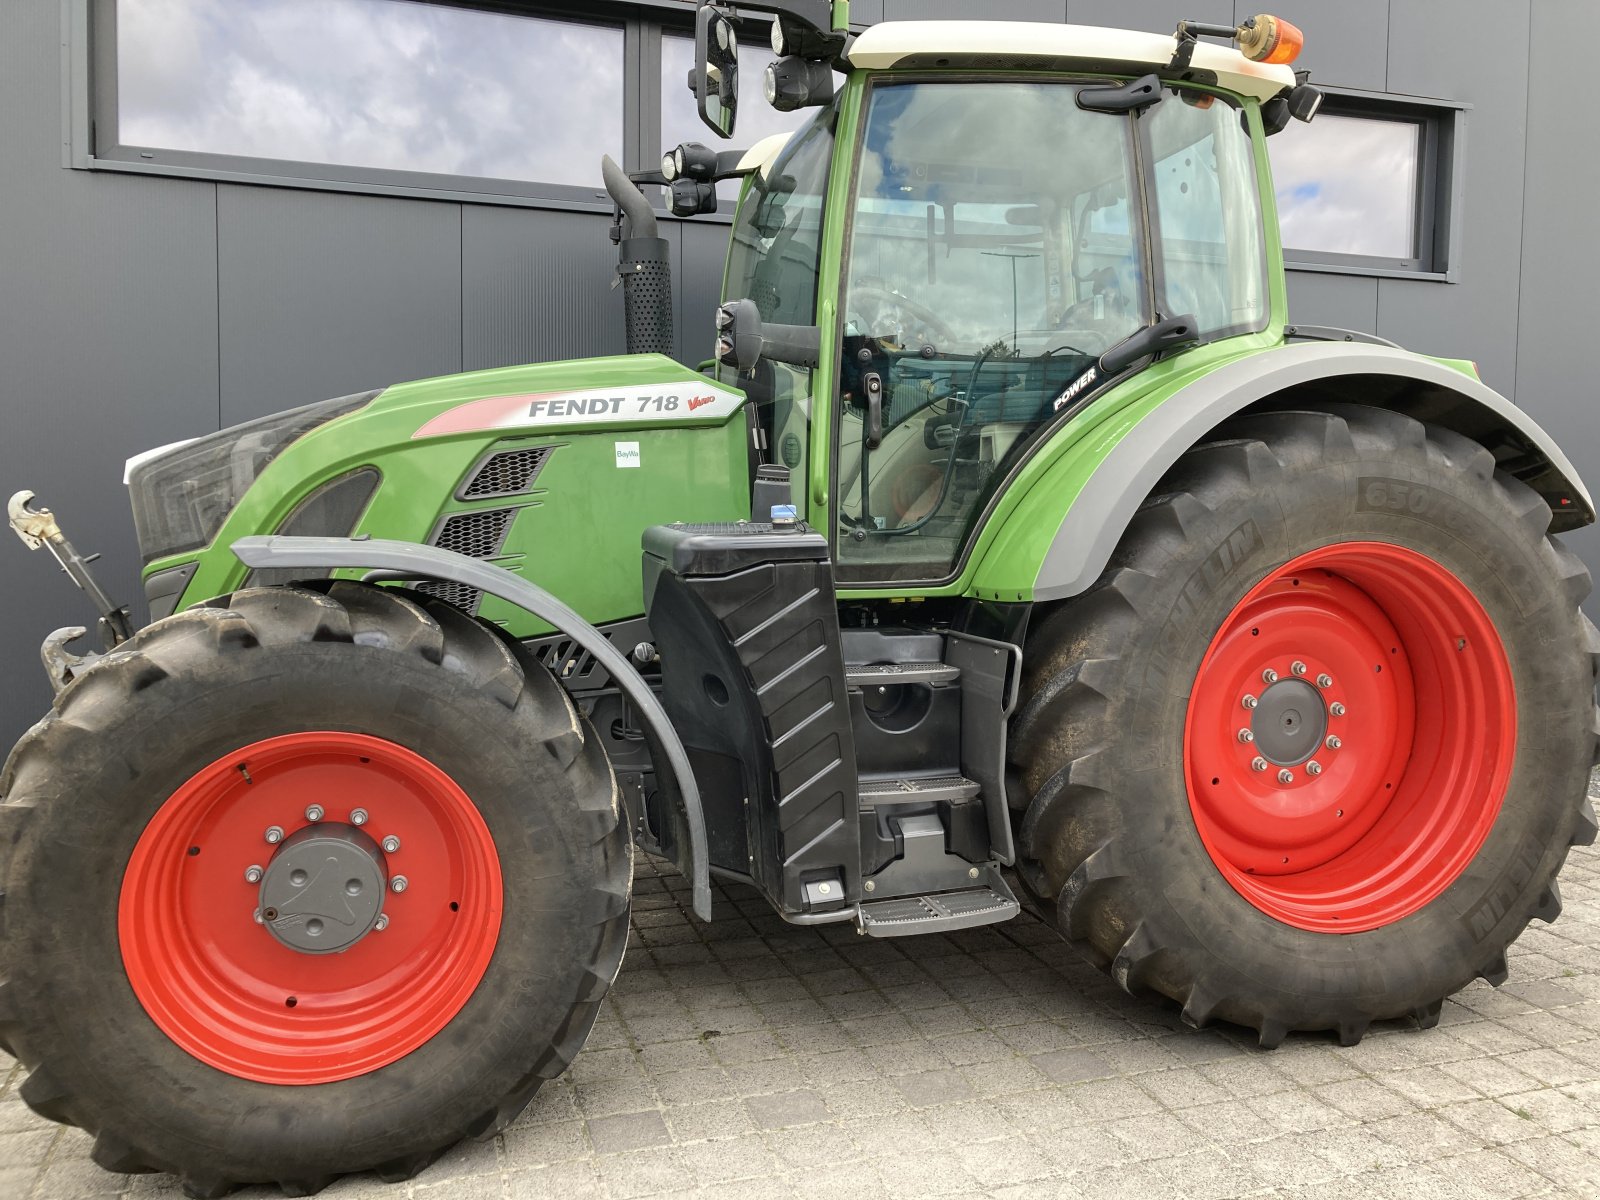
[259,824,386,954]
[1251,679,1327,766]
[1183,542,1515,933]
[118,731,503,1084]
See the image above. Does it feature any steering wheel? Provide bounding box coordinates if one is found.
[846,285,957,350]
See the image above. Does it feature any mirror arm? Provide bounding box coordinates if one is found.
[717,298,821,370]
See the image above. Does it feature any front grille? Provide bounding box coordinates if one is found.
[460,446,553,500]
[432,508,515,559]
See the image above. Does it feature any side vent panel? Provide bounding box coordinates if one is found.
[414,507,518,615]
[459,445,555,500]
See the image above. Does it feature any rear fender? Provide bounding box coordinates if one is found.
[1024,342,1594,602]
[231,534,712,920]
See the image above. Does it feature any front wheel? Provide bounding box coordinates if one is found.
[0,582,631,1196]
[1011,405,1599,1046]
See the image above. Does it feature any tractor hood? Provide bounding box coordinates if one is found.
[131,354,753,633]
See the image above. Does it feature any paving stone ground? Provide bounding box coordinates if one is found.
[7,772,1600,1200]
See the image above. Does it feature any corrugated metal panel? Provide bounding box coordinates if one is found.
[1251,0,1389,92]
[887,0,1065,18]
[218,185,463,423]
[1070,1,1227,30]
[679,220,730,367]
[461,205,624,371]
[1516,0,1600,619]
[1286,274,1380,335]
[0,2,222,747]
[1376,0,1529,394]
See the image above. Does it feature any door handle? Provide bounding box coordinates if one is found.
[863,371,884,450]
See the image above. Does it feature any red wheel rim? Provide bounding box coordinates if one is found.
[1184,541,1515,933]
[119,732,502,1084]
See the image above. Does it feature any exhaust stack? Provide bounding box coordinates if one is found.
[602,155,675,357]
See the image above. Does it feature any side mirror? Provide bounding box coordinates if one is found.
[694,5,739,138]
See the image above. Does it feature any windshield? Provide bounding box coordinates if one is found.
[718,105,836,503]
[836,80,1150,583]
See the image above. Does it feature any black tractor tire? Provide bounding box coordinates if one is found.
[1010,404,1600,1047]
[0,582,631,1197]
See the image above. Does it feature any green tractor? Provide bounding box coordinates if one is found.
[3,3,1597,1194]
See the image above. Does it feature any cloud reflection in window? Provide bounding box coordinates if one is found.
[117,0,623,187]
[1268,114,1420,260]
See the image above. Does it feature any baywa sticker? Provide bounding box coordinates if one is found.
[413,383,745,439]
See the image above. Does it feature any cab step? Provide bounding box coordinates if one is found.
[859,774,980,805]
[845,661,960,686]
[858,879,1020,938]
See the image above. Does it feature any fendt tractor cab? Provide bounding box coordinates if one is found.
[4,4,1597,1194]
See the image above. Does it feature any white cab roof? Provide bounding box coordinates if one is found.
[847,21,1297,102]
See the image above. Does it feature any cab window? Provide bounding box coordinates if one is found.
[835,81,1148,583]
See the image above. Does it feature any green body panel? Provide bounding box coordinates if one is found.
[834,332,1283,601]
[152,354,750,636]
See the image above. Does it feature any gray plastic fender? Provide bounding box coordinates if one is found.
[232,534,712,920]
[1033,342,1596,601]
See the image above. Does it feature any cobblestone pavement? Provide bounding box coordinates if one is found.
[7,773,1600,1200]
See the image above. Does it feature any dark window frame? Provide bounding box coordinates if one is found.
[1274,87,1468,283]
[69,0,718,213]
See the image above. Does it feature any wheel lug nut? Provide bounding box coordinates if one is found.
[390,875,408,893]
[1262,669,1279,684]
[305,804,324,823]
[1325,735,1342,750]
[1237,729,1255,743]
[244,864,263,884]
[375,914,390,931]
[1316,673,1334,689]
[1251,757,1269,772]
[1330,702,1346,717]
[1291,661,1307,676]
[253,908,264,925]
[1278,769,1294,784]
[1306,761,1322,776]
[264,825,284,845]
[350,808,369,826]
[1242,694,1258,710]
[381,835,401,854]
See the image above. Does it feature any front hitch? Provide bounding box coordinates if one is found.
[9,491,133,689]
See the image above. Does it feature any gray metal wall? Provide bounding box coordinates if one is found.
[1,0,1594,746]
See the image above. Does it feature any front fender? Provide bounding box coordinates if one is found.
[231,534,711,920]
[983,343,1594,604]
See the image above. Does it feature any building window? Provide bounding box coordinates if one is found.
[1267,94,1462,278]
[98,0,625,198]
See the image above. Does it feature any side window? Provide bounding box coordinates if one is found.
[1144,93,1267,337]
[718,110,836,503]
[835,81,1148,584]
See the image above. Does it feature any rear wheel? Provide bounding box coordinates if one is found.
[1011,405,1600,1045]
[0,582,630,1195]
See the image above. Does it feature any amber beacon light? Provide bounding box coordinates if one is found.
[1237,14,1305,64]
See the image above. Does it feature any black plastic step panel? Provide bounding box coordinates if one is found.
[643,523,858,915]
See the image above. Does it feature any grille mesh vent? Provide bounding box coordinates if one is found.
[419,506,519,614]
[414,578,483,614]
[461,446,553,499]
[433,508,515,559]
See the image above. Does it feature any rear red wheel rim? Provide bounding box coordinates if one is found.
[1184,541,1515,933]
[119,732,502,1084]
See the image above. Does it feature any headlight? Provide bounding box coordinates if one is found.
[128,390,376,563]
